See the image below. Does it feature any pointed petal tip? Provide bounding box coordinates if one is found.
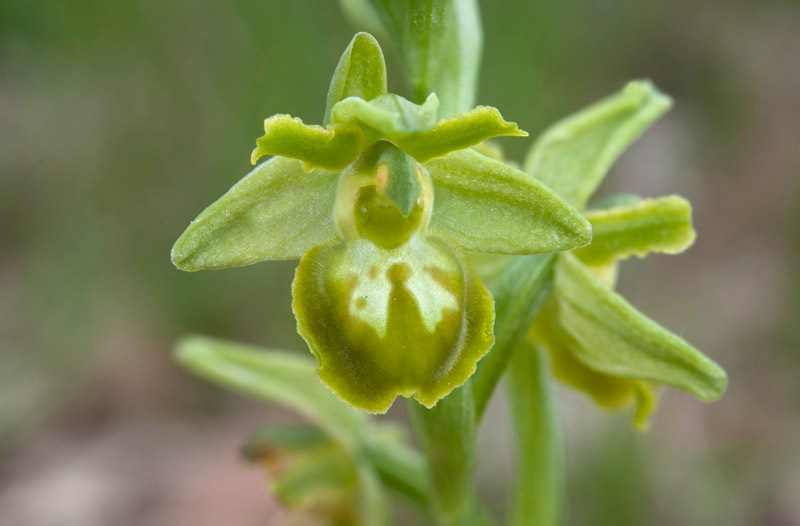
[624,79,674,113]
[696,367,729,402]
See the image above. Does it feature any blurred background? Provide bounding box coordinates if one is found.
[1,0,799,524]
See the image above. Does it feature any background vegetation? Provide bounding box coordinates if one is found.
[1,1,799,524]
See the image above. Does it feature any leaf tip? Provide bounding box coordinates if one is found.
[172,334,211,368]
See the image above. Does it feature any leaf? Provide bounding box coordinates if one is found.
[398,105,527,162]
[171,157,340,270]
[174,335,367,445]
[524,80,672,208]
[339,0,483,118]
[576,195,696,266]
[324,32,388,125]
[554,254,728,402]
[426,149,591,255]
[251,114,363,171]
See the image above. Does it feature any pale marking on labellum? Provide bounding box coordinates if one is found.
[332,237,460,338]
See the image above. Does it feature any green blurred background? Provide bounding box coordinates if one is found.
[1,1,799,524]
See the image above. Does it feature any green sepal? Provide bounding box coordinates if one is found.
[554,254,728,402]
[524,80,672,208]
[398,105,527,162]
[324,32,388,126]
[171,157,339,270]
[251,114,364,171]
[576,195,696,266]
[293,235,494,413]
[529,301,658,430]
[173,335,367,446]
[331,93,440,138]
[338,0,482,118]
[426,149,591,254]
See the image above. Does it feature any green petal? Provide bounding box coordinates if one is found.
[251,114,363,171]
[324,32,388,126]
[331,93,440,137]
[293,235,494,413]
[575,195,696,266]
[554,254,728,402]
[339,0,482,118]
[173,335,367,446]
[425,149,591,254]
[171,157,339,270]
[524,80,672,208]
[398,105,527,162]
[529,301,658,430]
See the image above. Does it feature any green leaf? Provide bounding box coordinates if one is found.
[554,254,728,402]
[173,335,367,446]
[426,149,591,255]
[472,253,556,419]
[331,93,440,137]
[171,156,339,270]
[576,195,696,266]
[339,0,483,118]
[507,340,563,526]
[324,32,388,126]
[251,114,363,171]
[398,105,527,162]
[524,80,673,208]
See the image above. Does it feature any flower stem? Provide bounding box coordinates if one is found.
[408,382,478,526]
[506,339,563,526]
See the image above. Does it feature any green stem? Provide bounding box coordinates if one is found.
[408,383,478,526]
[506,340,563,526]
[472,254,556,420]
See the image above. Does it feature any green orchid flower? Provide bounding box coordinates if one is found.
[244,424,363,526]
[486,81,728,430]
[171,33,591,414]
